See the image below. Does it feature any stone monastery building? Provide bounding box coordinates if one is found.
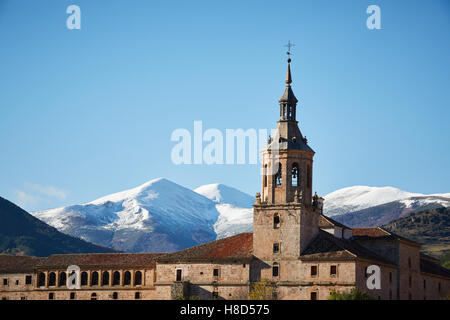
[1,58,449,300]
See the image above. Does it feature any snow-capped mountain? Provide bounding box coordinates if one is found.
[323,186,450,217]
[32,179,253,253]
[194,184,254,239]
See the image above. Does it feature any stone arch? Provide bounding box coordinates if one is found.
[48,272,56,286]
[102,271,109,286]
[91,271,99,286]
[58,272,66,287]
[113,271,120,286]
[38,272,46,287]
[263,164,268,187]
[134,271,142,286]
[275,163,282,186]
[291,162,299,187]
[91,293,97,300]
[124,271,131,286]
[81,272,88,286]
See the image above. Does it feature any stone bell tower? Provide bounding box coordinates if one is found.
[253,55,319,266]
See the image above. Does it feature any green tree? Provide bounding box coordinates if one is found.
[327,288,374,300]
[248,279,274,300]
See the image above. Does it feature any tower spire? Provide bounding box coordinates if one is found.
[279,42,298,119]
[285,59,292,86]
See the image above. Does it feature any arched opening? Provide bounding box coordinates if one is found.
[124,271,131,286]
[272,263,279,277]
[307,165,311,188]
[81,272,88,286]
[273,213,280,229]
[48,272,56,286]
[38,273,45,287]
[134,271,142,286]
[91,293,97,301]
[291,163,299,187]
[58,272,66,287]
[113,271,120,286]
[102,271,109,286]
[263,164,268,187]
[91,272,99,286]
[275,163,282,186]
[112,292,118,300]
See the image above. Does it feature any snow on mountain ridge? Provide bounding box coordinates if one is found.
[194,183,254,239]
[194,183,254,208]
[32,178,222,252]
[323,185,449,217]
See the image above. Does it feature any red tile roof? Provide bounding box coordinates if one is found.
[352,227,389,237]
[0,255,44,274]
[158,232,253,262]
[352,227,420,246]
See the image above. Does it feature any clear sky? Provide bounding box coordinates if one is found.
[0,0,449,211]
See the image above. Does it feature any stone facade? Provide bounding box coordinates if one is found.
[1,58,449,300]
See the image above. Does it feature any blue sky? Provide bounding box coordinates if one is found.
[0,0,449,211]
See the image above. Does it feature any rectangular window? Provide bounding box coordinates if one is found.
[423,279,426,289]
[213,268,219,277]
[3,279,7,286]
[273,243,280,254]
[15,280,19,285]
[310,292,317,300]
[389,272,392,283]
[272,266,279,277]
[49,293,54,300]
[70,292,75,300]
[310,266,317,277]
[330,265,337,276]
[176,269,182,282]
[135,292,141,299]
[25,276,32,285]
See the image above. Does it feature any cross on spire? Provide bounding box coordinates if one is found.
[284,40,295,59]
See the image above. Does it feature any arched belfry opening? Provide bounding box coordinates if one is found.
[275,163,282,186]
[291,163,299,187]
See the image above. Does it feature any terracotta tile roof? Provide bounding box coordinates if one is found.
[420,257,450,278]
[301,230,395,266]
[352,227,420,246]
[36,253,165,269]
[318,215,349,229]
[0,255,44,274]
[158,233,253,262]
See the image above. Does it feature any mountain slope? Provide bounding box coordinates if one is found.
[382,207,450,259]
[323,186,423,217]
[0,196,116,257]
[194,184,254,239]
[33,179,223,253]
[331,195,450,228]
